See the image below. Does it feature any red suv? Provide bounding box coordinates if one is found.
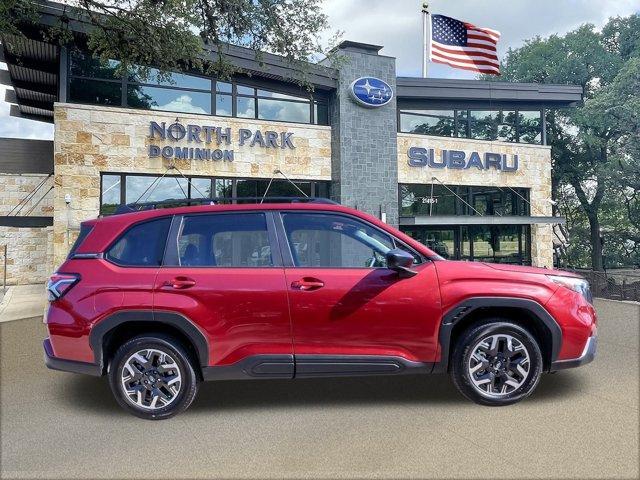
[44,200,597,419]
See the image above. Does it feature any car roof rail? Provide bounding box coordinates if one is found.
[110,197,339,215]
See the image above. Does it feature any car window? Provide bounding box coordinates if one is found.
[106,217,171,266]
[282,213,394,268]
[178,213,272,267]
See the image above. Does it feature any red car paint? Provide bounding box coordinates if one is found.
[44,203,596,376]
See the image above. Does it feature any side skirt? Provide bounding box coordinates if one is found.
[202,354,434,381]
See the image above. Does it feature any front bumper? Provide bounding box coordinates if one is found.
[550,335,597,371]
[43,338,102,376]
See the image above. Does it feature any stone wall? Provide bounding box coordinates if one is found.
[397,134,554,267]
[52,103,332,267]
[0,173,53,216]
[0,174,54,284]
[0,226,52,285]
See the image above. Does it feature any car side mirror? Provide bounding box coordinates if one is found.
[385,248,418,278]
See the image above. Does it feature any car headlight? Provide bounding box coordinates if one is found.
[547,274,592,303]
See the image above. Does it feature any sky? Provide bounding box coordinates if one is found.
[1,0,639,140]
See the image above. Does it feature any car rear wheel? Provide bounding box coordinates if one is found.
[451,320,543,406]
[108,334,199,420]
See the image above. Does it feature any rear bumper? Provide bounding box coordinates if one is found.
[43,338,102,376]
[551,335,597,371]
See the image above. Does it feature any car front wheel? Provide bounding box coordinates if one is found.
[451,320,543,406]
[108,334,199,420]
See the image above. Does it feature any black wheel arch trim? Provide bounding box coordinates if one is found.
[434,296,562,373]
[89,310,209,373]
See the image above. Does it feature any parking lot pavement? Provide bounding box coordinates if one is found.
[1,299,638,479]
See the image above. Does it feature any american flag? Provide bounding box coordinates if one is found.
[429,14,501,75]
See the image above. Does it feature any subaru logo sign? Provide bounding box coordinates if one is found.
[349,77,393,108]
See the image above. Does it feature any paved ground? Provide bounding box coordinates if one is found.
[0,284,47,323]
[1,299,638,479]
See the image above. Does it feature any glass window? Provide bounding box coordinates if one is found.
[257,89,306,101]
[69,78,122,106]
[399,184,457,217]
[101,175,121,215]
[106,218,171,266]
[470,110,498,140]
[189,178,212,199]
[125,176,189,204]
[455,110,469,137]
[314,102,329,125]
[237,85,255,95]
[470,225,524,264]
[214,179,233,198]
[70,49,121,79]
[236,97,255,118]
[127,85,211,114]
[400,110,455,136]
[282,213,394,268]
[177,213,272,267]
[258,180,311,198]
[235,179,258,199]
[258,98,310,123]
[215,93,232,116]
[216,81,232,93]
[518,111,542,144]
[128,67,211,90]
[497,111,517,142]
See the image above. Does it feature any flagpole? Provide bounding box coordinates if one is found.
[422,2,430,77]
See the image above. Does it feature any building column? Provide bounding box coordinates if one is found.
[322,42,399,225]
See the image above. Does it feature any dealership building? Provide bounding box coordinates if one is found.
[0,1,582,284]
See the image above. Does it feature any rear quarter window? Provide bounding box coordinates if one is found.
[106,217,172,266]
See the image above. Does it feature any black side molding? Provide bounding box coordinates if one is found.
[295,355,433,378]
[434,297,563,373]
[43,339,101,376]
[202,355,294,381]
[89,310,210,372]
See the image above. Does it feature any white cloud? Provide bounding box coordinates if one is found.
[155,94,209,114]
[321,0,640,78]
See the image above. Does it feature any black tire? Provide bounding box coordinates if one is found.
[451,320,543,406]
[108,334,199,420]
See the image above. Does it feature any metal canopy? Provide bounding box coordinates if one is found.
[400,215,566,226]
[1,34,59,123]
[396,77,583,108]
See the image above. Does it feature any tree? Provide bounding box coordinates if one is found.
[1,0,333,86]
[487,16,640,270]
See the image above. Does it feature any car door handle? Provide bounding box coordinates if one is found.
[163,277,196,289]
[291,278,325,291]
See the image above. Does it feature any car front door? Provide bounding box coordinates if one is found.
[154,211,293,377]
[276,211,442,376]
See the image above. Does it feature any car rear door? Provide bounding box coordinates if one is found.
[275,211,442,375]
[154,211,293,375]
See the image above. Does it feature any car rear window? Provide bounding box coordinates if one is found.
[67,224,94,258]
[106,217,171,266]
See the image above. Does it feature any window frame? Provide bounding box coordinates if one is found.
[274,210,425,269]
[162,211,284,268]
[66,48,329,125]
[398,108,543,145]
[99,172,331,215]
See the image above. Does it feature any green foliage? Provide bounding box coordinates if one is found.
[2,0,334,89]
[485,15,640,269]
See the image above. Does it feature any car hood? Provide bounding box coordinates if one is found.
[482,263,582,278]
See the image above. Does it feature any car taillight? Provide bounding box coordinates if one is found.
[47,273,80,301]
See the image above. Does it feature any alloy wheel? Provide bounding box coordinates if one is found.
[467,333,531,397]
[120,348,182,410]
